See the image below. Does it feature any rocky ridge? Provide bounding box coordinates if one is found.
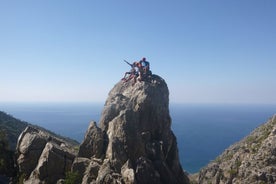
[0,111,29,150]
[73,74,189,183]
[198,114,276,184]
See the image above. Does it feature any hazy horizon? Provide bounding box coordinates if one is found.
[1,101,276,106]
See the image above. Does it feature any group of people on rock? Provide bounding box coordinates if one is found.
[122,57,152,85]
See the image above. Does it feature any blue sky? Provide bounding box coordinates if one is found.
[0,0,275,104]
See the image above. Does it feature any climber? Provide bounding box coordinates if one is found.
[122,58,151,85]
[121,61,138,83]
[139,57,150,73]
[135,61,144,82]
[139,57,152,81]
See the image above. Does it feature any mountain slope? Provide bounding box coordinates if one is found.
[198,114,276,184]
[0,111,28,150]
[0,111,79,150]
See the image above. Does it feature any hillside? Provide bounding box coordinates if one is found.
[0,111,79,150]
[198,114,276,184]
[0,111,29,150]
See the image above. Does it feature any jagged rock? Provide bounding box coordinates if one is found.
[82,159,101,184]
[16,126,77,184]
[198,115,276,184]
[121,160,135,184]
[78,121,106,159]
[16,126,48,177]
[72,157,91,175]
[135,157,160,183]
[74,75,189,184]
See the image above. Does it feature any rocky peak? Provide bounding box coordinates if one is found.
[74,75,189,183]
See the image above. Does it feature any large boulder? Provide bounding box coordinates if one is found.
[16,126,77,184]
[78,121,106,159]
[74,75,189,184]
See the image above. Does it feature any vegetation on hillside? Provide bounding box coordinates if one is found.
[0,129,17,177]
[198,115,276,184]
[0,111,28,150]
[0,111,79,149]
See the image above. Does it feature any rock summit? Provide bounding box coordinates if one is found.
[74,75,189,183]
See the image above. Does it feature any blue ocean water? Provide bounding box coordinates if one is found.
[170,104,276,173]
[0,102,275,173]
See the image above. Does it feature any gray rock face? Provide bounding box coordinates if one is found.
[16,126,76,184]
[198,115,276,184]
[74,75,189,184]
[78,121,105,159]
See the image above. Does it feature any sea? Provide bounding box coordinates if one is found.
[0,102,276,174]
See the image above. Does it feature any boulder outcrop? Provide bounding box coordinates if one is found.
[73,75,189,184]
[198,115,276,184]
[16,126,77,184]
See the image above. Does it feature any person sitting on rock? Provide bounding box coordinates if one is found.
[139,57,150,73]
[139,57,152,81]
[135,61,144,83]
[122,58,150,85]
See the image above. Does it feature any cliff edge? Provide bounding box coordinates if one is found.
[74,75,189,184]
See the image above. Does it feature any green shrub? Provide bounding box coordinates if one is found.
[64,171,82,184]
